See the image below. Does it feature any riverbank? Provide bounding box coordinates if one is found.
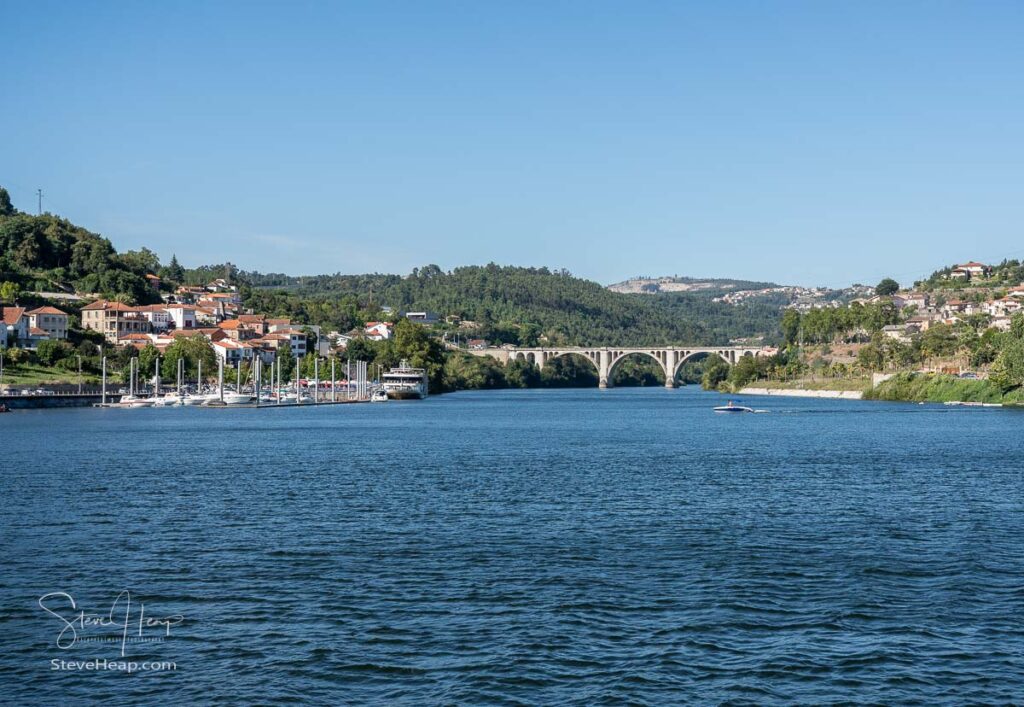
[739,372,1024,406]
[864,372,1024,405]
[738,386,864,400]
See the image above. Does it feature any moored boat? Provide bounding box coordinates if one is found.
[382,360,428,400]
[119,395,155,408]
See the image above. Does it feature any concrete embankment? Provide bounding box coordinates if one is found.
[1,394,112,409]
[738,387,864,400]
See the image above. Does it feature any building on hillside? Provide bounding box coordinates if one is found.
[145,273,162,292]
[252,329,307,358]
[906,315,935,332]
[984,297,1022,318]
[81,301,151,343]
[24,327,51,349]
[881,324,919,344]
[217,319,259,341]
[364,322,392,341]
[467,338,489,350]
[118,332,177,352]
[163,304,197,330]
[27,306,69,340]
[405,311,440,324]
[892,292,929,310]
[133,305,173,332]
[206,278,237,293]
[266,318,292,333]
[194,305,220,326]
[206,291,241,306]
[2,307,28,345]
[212,338,255,365]
[949,262,991,280]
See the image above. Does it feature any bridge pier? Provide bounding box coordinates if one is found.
[599,349,612,389]
[664,349,677,388]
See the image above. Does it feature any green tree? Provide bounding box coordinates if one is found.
[0,187,14,217]
[0,281,20,303]
[35,339,74,366]
[163,336,217,382]
[876,278,900,296]
[137,343,160,379]
[165,254,185,283]
[701,355,730,390]
[781,309,801,346]
[991,315,1024,392]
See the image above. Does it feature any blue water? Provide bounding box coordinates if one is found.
[2,387,1023,704]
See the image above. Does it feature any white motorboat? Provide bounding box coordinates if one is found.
[371,389,388,403]
[713,401,755,413]
[153,393,185,407]
[222,391,252,405]
[119,395,155,408]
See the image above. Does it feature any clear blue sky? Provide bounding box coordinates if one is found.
[3,1,1023,288]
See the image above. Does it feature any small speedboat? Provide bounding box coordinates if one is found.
[714,401,755,413]
[371,389,388,403]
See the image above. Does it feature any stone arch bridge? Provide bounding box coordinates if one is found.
[468,346,769,388]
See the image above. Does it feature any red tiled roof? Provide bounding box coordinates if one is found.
[28,327,49,336]
[82,300,136,312]
[2,307,26,325]
[27,306,67,316]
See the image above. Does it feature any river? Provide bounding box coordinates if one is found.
[2,387,1022,704]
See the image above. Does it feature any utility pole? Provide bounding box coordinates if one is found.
[77,355,82,394]
[37,189,43,215]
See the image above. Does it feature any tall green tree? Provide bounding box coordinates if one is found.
[0,187,15,217]
[876,278,900,296]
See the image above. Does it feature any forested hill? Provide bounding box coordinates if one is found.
[0,185,782,346]
[0,188,162,304]
[241,264,783,346]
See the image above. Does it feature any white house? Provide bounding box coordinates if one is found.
[364,322,392,341]
[212,339,255,365]
[134,305,173,332]
[163,305,197,330]
[949,262,991,280]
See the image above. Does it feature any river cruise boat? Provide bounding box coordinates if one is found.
[382,360,428,400]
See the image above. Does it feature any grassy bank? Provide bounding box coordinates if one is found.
[0,363,97,387]
[865,372,1024,404]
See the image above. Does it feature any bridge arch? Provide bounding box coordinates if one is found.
[544,349,600,373]
[607,350,669,386]
[672,350,733,381]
